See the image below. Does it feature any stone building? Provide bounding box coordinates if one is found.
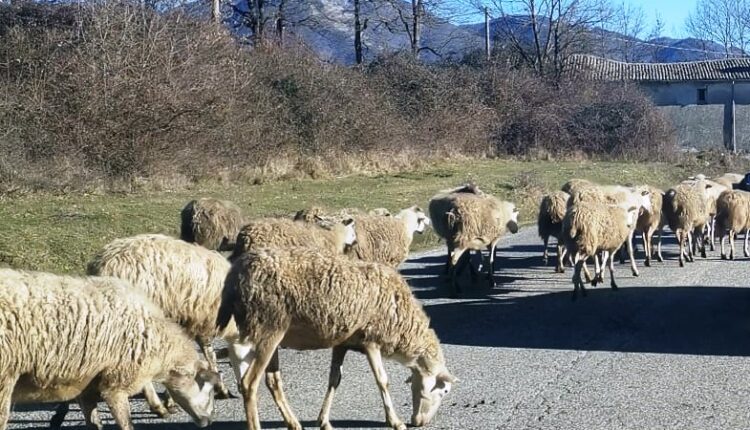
[567,54,750,152]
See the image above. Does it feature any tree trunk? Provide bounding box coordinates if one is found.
[411,0,421,57]
[354,0,363,64]
[276,0,285,45]
[211,0,221,24]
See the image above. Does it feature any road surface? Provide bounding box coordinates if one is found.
[8,228,750,429]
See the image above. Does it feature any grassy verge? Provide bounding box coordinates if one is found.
[0,159,696,274]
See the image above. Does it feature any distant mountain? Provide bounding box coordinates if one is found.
[460,15,746,63]
[183,1,744,64]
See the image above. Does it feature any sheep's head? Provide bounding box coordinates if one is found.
[341,218,357,246]
[408,366,456,427]
[368,207,392,217]
[624,206,639,229]
[165,359,218,428]
[636,187,652,214]
[506,204,520,234]
[398,206,431,236]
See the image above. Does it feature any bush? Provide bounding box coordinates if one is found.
[0,1,676,193]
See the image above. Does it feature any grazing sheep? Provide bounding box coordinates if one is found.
[562,202,640,299]
[230,218,357,261]
[538,191,570,273]
[715,190,750,260]
[635,186,665,267]
[368,207,392,217]
[181,198,245,251]
[86,234,237,409]
[561,178,596,195]
[663,183,710,266]
[713,173,744,189]
[216,247,455,430]
[347,206,431,267]
[0,269,218,430]
[429,187,519,294]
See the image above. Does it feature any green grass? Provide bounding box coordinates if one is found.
[0,159,695,274]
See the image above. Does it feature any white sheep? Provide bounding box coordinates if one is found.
[429,186,519,295]
[715,190,750,260]
[0,269,218,430]
[216,247,455,430]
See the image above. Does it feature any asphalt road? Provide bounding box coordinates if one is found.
[8,227,750,430]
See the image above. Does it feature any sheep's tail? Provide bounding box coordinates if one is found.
[216,272,238,332]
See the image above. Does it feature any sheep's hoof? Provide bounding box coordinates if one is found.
[656,255,664,263]
[214,389,237,400]
[730,255,735,260]
[148,403,171,418]
[721,254,728,260]
[318,422,334,430]
[744,250,750,258]
[644,260,651,267]
[388,421,407,430]
[679,260,685,267]
[286,422,304,430]
[631,270,639,277]
[555,267,564,274]
[701,250,707,259]
[611,281,619,290]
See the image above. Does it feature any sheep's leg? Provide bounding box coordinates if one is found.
[582,258,593,283]
[678,230,685,267]
[443,245,453,276]
[0,377,16,430]
[744,229,750,258]
[318,346,348,430]
[555,242,566,273]
[449,248,468,296]
[710,216,717,251]
[364,345,406,430]
[79,390,102,430]
[598,251,611,286]
[228,340,255,395]
[656,228,664,262]
[241,332,286,430]
[618,242,626,264]
[686,231,695,262]
[591,253,602,286]
[265,349,302,430]
[642,231,650,267]
[543,235,550,265]
[626,230,639,276]
[486,240,500,289]
[572,254,587,300]
[696,227,707,259]
[49,403,70,430]
[721,231,728,259]
[197,336,234,399]
[143,383,171,417]
[729,230,736,260]
[608,248,619,290]
[102,390,134,430]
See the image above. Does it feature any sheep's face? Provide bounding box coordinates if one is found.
[165,360,218,428]
[506,206,520,234]
[624,206,639,229]
[637,188,652,214]
[403,206,431,235]
[409,368,455,427]
[342,219,357,246]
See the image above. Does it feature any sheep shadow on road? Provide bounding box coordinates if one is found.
[421,285,750,357]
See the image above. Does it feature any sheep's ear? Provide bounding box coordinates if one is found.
[513,207,519,213]
[342,218,355,226]
[628,206,638,213]
[314,215,324,222]
[405,375,413,384]
[706,184,713,189]
[641,190,649,196]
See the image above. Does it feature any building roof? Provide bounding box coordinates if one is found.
[566,54,750,82]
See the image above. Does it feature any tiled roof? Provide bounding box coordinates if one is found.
[566,54,750,82]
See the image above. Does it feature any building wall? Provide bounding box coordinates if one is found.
[656,105,750,151]
[641,81,750,106]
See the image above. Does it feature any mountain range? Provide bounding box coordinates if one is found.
[204,0,744,64]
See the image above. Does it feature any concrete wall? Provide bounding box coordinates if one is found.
[657,105,750,151]
[642,81,750,106]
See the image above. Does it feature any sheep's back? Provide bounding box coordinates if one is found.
[350,215,410,267]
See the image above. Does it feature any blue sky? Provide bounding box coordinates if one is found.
[625,0,696,37]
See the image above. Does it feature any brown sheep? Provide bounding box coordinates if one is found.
[181,198,245,251]
[663,183,710,266]
[216,247,455,430]
[538,191,570,273]
[715,190,750,260]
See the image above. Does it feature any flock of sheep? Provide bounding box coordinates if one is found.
[538,172,749,299]
[0,172,743,430]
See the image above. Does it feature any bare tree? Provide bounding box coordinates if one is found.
[606,1,645,61]
[464,0,612,78]
[210,0,220,24]
[685,0,749,57]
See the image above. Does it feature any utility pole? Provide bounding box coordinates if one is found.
[484,6,491,61]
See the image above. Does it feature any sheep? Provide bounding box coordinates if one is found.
[0,269,218,430]
[537,191,570,273]
[635,186,665,267]
[216,247,455,430]
[429,187,519,294]
[561,178,596,195]
[368,207,392,217]
[663,183,709,266]
[346,206,431,267]
[230,217,357,261]
[713,173,744,189]
[561,202,640,299]
[84,234,237,417]
[685,178,728,252]
[715,190,750,260]
[568,184,652,277]
[181,198,245,251]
